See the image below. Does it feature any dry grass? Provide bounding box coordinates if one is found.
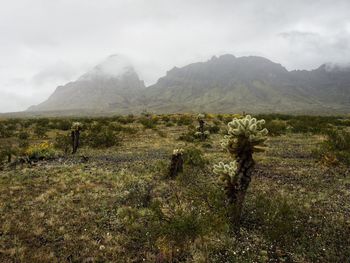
[0,116,349,262]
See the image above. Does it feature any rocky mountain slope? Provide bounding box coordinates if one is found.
[28,54,350,114]
[28,55,145,112]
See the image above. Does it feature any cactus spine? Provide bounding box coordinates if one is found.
[213,115,268,228]
[71,122,82,154]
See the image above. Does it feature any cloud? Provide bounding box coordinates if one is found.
[0,0,350,112]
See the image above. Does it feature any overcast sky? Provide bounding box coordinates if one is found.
[1,0,350,112]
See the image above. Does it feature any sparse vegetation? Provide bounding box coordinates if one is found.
[0,113,349,262]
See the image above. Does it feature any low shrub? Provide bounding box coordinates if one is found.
[264,120,288,136]
[54,133,71,154]
[0,123,14,138]
[250,193,300,246]
[176,115,193,126]
[17,131,30,140]
[25,142,56,161]
[57,119,72,131]
[140,117,158,129]
[316,129,350,164]
[0,142,18,163]
[178,130,196,142]
[86,127,120,148]
[34,125,48,138]
[183,147,207,168]
[208,124,220,134]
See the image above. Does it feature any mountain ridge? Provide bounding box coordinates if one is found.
[28,54,350,114]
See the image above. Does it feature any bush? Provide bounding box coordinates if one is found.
[317,129,350,164]
[183,147,207,168]
[264,120,288,136]
[54,133,71,154]
[208,124,220,134]
[18,131,30,140]
[57,119,72,131]
[178,130,195,142]
[251,193,300,245]
[140,117,158,129]
[150,201,205,260]
[87,127,120,148]
[25,142,56,161]
[18,140,29,150]
[0,142,18,163]
[176,115,193,126]
[116,114,135,124]
[0,123,14,138]
[34,125,48,138]
[110,124,138,134]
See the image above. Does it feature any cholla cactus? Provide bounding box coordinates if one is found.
[71,122,83,154]
[169,148,184,179]
[71,122,83,131]
[214,115,268,228]
[194,114,209,141]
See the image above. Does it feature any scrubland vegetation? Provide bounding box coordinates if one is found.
[0,113,349,262]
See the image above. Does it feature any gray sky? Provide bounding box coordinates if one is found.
[1,0,350,112]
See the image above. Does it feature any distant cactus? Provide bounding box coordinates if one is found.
[169,148,184,179]
[71,122,82,154]
[213,115,268,228]
[194,114,209,141]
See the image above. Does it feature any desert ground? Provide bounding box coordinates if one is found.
[0,114,349,262]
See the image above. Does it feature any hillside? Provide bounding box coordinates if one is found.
[28,55,145,112]
[27,54,350,115]
[141,55,350,114]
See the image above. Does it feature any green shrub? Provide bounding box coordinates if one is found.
[87,127,120,148]
[25,142,56,161]
[251,193,300,245]
[140,117,158,129]
[18,131,30,140]
[116,114,135,124]
[118,180,152,208]
[54,133,71,154]
[34,125,48,138]
[57,119,72,130]
[183,147,207,168]
[264,120,288,136]
[208,124,220,134]
[150,201,205,260]
[0,123,14,138]
[18,140,29,150]
[178,129,196,142]
[317,129,350,164]
[111,124,138,134]
[0,142,18,163]
[176,115,193,126]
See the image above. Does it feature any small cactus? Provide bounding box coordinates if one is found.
[71,122,83,154]
[213,115,268,228]
[169,148,184,179]
[194,114,209,141]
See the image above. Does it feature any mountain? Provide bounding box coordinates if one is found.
[28,55,145,112]
[28,54,350,115]
[139,55,350,114]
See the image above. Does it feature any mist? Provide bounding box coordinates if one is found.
[0,0,350,112]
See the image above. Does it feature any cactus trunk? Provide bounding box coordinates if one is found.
[199,119,205,140]
[228,151,255,227]
[71,130,80,154]
[169,151,184,179]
